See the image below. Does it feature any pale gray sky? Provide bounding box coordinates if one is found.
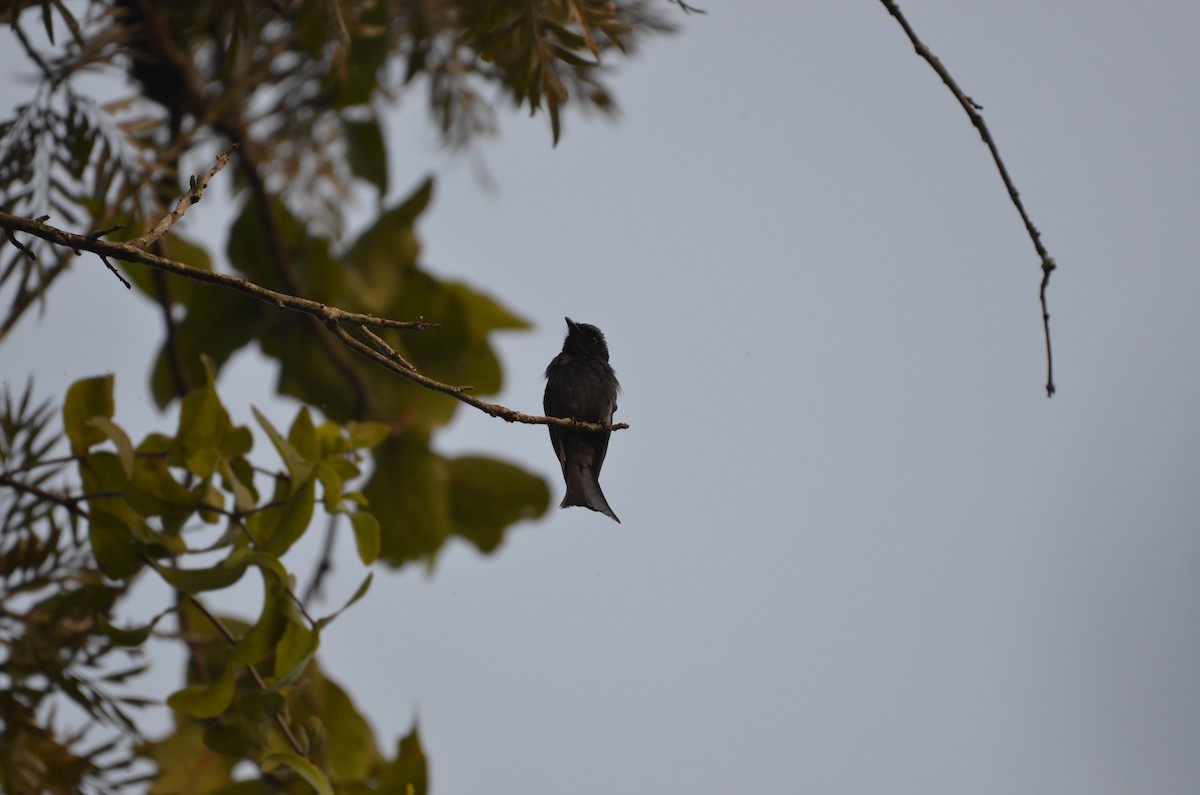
[3,2,1199,793]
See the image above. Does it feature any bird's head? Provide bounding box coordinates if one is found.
[562,317,610,361]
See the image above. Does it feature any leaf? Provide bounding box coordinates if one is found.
[287,407,319,462]
[348,510,380,565]
[63,375,114,454]
[220,458,259,513]
[85,416,134,476]
[146,719,237,794]
[342,114,388,195]
[254,407,313,484]
[258,476,316,556]
[167,664,238,719]
[378,724,428,795]
[150,287,260,410]
[315,461,343,512]
[316,571,373,630]
[88,508,142,579]
[447,456,551,553]
[262,752,334,795]
[203,692,282,757]
[230,574,288,666]
[127,451,202,531]
[177,362,224,478]
[365,434,452,567]
[346,420,391,449]
[337,2,390,107]
[308,666,383,780]
[196,480,225,523]
[99,608,172,648]
[273,611,318,689]
[154,549,287,594]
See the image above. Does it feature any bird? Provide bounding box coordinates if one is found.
[544,317,621,522]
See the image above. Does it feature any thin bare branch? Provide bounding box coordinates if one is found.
[879,0,1058,396]
[0,210,627,435]
[0,471,87,517]
[98,254,131,289]
[130,146,237,249]
[333,323,628,434]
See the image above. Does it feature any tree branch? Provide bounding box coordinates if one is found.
[0,209,627,436]
[130,146,237,250]
[879,0,1058,396]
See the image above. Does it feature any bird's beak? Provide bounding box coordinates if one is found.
[565,317,579,333]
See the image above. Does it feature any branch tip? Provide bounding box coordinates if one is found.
[879,0,1059,396]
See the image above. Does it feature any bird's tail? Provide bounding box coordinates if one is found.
[562,464,620,523]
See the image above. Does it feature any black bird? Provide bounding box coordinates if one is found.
[544,317,621,522]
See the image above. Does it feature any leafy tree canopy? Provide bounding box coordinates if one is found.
[0,0,686,791]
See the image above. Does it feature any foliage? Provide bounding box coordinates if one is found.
[0,0,685,790]
[2,373,427,793]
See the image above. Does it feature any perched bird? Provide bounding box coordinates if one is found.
[544,317,621,522]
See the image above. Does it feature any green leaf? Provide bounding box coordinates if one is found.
[99,608,172,647]
[154,549,287,594]
[127,452,202,531]
[254,407,313,484]
[258,476,316,556]
[316,572,373,630]
[167,664,238,719]
[85,416,134,476]
[342,113,388,195]
[221,458,259,513]
[337,2,390,107]
[195,480,225,524]
[262,752,334,795]
[308,667,383,780]
[378,724,428,795]
[203,692,282,757]
[150,287,260,410]
[447,455,551,553]
[346,420,391,449]
[227,196,306,287]
[231,575,288,666]
[365,434,452,566]
[349,510,380,565]
[63,375,114,454]
[178,363,224,478]
[287,407,319,462]
[273,611,318,688]
[315,461,343,512]
[146,720,238,794]
[88,508,142,579]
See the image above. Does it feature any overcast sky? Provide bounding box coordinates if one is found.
[3,1,1200,793]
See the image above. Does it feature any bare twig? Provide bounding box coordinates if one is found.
[0,210,627,435]
[98,254,131,289]
[4,227,37,261]
[130,146,237,249]
[0,211,435,329]
[879,0,1058,396]
[358,325,415,371]
[334,323,628,434]
[0,471,87,517]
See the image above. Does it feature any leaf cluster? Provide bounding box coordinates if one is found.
[0,1,679,791]
[0,370,428,791]
[0,381,147,793]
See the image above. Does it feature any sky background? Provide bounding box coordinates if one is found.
[3,1,1200,793]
